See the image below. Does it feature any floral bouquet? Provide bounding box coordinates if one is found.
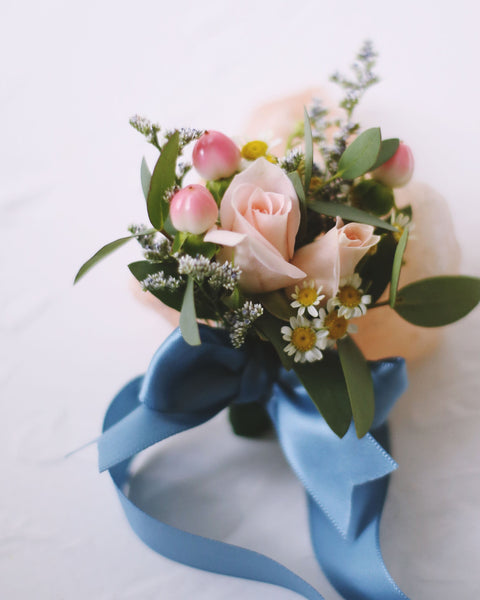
[76,43,480,600]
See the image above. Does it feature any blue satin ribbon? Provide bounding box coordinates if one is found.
[99,325,409,600]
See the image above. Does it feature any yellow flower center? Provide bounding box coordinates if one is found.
[393,227,404,243]
[241,140,269,160]
[291,327,317,352]
[297,287,318,307]
[337,285,362,308]
[265,154,278,164]
[324,312,349,340]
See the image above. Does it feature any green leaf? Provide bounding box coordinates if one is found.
[182,234,218,259]
[140,157,151,201]
[293,354,352,438]
[393,276,480,327]
[206,177,233,205]
[337,127,382,180]
[172,231,188,254]
[179,276,201,346]
[370,138,399,170]
[163,214,177,237]
[74,230,153,284]
[256,290,293,321]
[255,313,294,371]
[303,107,313,194]
[147,131,179,229]
[356,233,397,303]
[351,180,395,216]
[288,171,308,241]
[255,312,352,437]
[228,403,272,438]
[309,200,397,231]
[389,227,409,307]
[288,170,306,203]
[337,336,375,438]
[129,260,185,312]
[128,260,216,319]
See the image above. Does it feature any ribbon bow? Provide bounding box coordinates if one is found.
[99,325,409,600]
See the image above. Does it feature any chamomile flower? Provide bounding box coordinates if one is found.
[327,274,371,319]
[391,210,415,242]
[236,134,281,166]
[290,281,325,317]
[281,315,328,363]
[317,307,358,348]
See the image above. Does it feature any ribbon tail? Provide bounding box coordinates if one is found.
[307,429,408,599]
[102,370,326,600]
[268,363,410,600]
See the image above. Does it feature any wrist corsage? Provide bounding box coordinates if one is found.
[76,42,480,600]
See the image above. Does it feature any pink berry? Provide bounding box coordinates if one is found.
[192,130,241,180]
[371,142,414,188]
[170,185,218,234]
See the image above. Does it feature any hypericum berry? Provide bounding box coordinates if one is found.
[192,130,241,180]
[169,185,218,234]
[371,142,414,188]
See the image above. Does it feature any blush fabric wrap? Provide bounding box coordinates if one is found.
[98,325,410,600]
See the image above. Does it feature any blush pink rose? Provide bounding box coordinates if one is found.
[204,158,305,293]
[290,218,381,299]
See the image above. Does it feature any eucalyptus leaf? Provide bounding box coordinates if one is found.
[337,127,381,180]
[303,107,313,193]
[179,276,201,346]
[337,336,374,438]
[394,276,480,327]
[74,230,153,284]
[370,138,399,171]
[288,170,306,203]
[147,131,179,229]
[357,233,397,303]
[309,200,397,232]
[288,171,308,241]
[293,354,353,438]
[389,227,409,307]
[140,157,151,201]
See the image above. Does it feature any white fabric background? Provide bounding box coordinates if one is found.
[1,1,479,598]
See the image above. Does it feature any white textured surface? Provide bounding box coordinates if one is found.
[1,1,480,598]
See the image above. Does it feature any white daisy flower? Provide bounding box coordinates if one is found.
[235,133,281,166]
[290,280,325,317]
[391,209,415,242]
[316,307,358,349]
[281,315,328,363]
[327,273,371,319]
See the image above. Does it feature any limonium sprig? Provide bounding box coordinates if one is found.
[141,272,183,292]
[227,301,264,349]
[177,255,241,292]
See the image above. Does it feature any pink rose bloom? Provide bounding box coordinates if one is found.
[291,218,381,299]
[205,158,305,293]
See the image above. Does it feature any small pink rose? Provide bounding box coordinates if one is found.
[290,218,380,299]
[371,142,414,188]
[192,131,241,180]
[170,185,218,234]
[205,158,305,293]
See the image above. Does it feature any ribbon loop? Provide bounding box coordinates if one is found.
[98,326,410,600]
